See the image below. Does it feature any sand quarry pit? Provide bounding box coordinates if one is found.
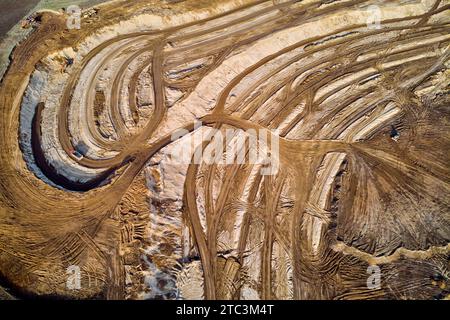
[0,0,449,300]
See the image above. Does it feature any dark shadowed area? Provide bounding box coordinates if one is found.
[0,0,40,40]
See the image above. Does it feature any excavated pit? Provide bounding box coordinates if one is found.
[0,0,449,300]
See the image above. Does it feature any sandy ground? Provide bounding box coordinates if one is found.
[0,0,111,81]
[0,0,448,300]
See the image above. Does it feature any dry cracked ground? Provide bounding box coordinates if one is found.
[0,0,449,300]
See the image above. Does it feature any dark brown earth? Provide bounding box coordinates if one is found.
[0,0,39,40]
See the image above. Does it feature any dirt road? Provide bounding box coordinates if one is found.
[0,0,448,299]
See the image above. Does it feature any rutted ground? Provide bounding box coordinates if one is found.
[0,0,449,299]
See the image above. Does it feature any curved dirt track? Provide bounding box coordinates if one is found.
[0,0,449,299]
